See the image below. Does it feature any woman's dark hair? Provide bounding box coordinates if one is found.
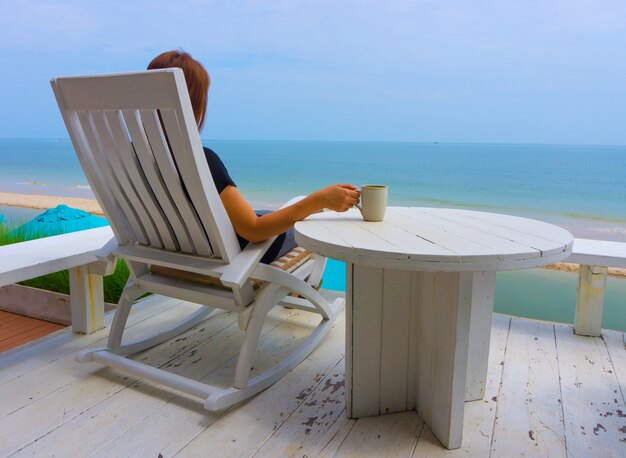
[147,50,210,131]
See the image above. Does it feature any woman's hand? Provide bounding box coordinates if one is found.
[313,184,360,212]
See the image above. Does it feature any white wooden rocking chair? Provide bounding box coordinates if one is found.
[50,69,343,410]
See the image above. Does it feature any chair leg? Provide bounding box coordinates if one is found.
[306,254,327,288]
[252,264,334,319]
[206,296,344,410]
[108,282,143,349]
[234,283,287,389]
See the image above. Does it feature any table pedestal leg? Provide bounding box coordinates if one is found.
[345,264,474,450]
[413,270,473,449]
[466,271,496,401]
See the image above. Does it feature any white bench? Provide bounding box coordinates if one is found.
[0,226,115,334]
[568,238,626,337]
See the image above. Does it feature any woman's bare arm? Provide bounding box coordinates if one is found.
[219,184,359,243]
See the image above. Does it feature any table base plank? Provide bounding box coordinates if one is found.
[348,264,383,418]
[346,266,481,449]
[466,271,497,401]
[419,271,473,449]
[380,269,412,414]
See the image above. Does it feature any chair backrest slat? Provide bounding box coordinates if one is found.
[122,109,181,252]
[76,110,157,246]
[51,69,241,263]
[57,106,133,245]
[89,110,152,245]
[89,109,164,247]
[103,110,172,247]
[140,109,212,256]
[158,106,239,261]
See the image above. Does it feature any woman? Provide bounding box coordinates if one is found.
[148,50,359,263]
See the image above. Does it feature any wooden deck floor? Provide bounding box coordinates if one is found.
[0,311,64,353]
[0,291,624,457]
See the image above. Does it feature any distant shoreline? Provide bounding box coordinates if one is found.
[0,191,104,216]
[0,191,275,217]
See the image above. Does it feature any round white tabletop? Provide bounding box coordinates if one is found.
[295,207,573,272]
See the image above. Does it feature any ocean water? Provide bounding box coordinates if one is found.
[0,139,89,188]
[214,140,626,225]
[1,139,625,228]
[0,205,41,226]
[322,259,626,332]
[0,139,624,330]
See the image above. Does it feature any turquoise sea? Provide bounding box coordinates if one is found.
[0,139,625,330]
[2,139,625,229]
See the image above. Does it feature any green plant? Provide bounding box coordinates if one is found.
[0,222,57,246]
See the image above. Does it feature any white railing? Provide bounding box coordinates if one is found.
[569,239,626,337]
[0,227,115,334]
[0,229,623,336]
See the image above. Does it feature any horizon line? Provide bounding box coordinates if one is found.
[1,137,626,148]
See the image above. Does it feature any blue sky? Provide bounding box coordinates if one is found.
[1,0,625,144]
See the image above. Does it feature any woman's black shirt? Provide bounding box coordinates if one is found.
[203,147,293,263]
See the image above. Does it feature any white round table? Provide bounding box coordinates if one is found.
[295,207,573,449]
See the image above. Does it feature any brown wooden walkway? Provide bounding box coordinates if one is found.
[0,310,64,353]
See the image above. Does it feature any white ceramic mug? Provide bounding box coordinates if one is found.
[356,185,388,222]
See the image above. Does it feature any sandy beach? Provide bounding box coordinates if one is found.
[542,262,626,279]
[0,191,104,216]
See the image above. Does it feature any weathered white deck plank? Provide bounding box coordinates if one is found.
[490,319,566,457]
[2,293,625,457]
[0,298,206,421]
[333,411,423,457]
[252,359,346,457]
[1,302,225,456]
[0,294,177,385]
[314,412,356,457]
[555,324,626,458]
[176,312,345,457]
[603,329,626,403]
[17,309,314,456]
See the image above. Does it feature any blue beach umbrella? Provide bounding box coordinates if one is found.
[8,204,108,239]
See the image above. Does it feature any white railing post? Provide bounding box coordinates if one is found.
[574,265,608,337]
[69,265,106,334]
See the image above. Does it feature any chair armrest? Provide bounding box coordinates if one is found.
[89,236,119,276]
[219,195,309,288]
[96,236,119,263]
[219,237,277,288]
